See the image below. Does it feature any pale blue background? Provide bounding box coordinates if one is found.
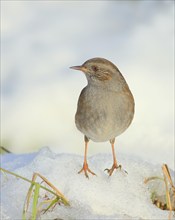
[1,1,174,168]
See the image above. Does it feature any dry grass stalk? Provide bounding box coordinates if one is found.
[23,172,70,219]
[0,167,70,220]
[162,164,175,220]
[144,164,175,220]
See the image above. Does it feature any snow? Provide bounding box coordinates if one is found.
[1,147,173,220]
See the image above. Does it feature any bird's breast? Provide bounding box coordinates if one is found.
[75,86,134,142]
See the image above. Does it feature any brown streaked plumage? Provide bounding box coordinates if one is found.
[70,57,135,178]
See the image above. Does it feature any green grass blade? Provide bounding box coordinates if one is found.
[22,208,27,220]
[43,197,59,214]
[31,183,40,220]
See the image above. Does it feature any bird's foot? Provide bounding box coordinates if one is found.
[104,164,127,176]
[78,162,96,178]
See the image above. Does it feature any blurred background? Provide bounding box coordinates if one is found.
[1,1,174,168]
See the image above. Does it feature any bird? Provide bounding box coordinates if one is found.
[70,57,135,178]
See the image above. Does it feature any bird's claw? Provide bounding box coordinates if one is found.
[104,164,127,176]
[78,163,96,178]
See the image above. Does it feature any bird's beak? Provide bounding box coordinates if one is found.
[70,65,87,73]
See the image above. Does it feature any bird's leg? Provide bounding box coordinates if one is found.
[105,138,122,176]
[78,136,96,178]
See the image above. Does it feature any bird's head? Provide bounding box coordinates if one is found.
[70,57,127,89]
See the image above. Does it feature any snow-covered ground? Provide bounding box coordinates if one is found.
[1,147,173,219]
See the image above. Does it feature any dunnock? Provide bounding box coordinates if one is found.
[70,57,134,178]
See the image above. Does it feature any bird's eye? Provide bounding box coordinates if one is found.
[92,65,98,72]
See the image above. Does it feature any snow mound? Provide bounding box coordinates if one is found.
[1,147,172,219]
